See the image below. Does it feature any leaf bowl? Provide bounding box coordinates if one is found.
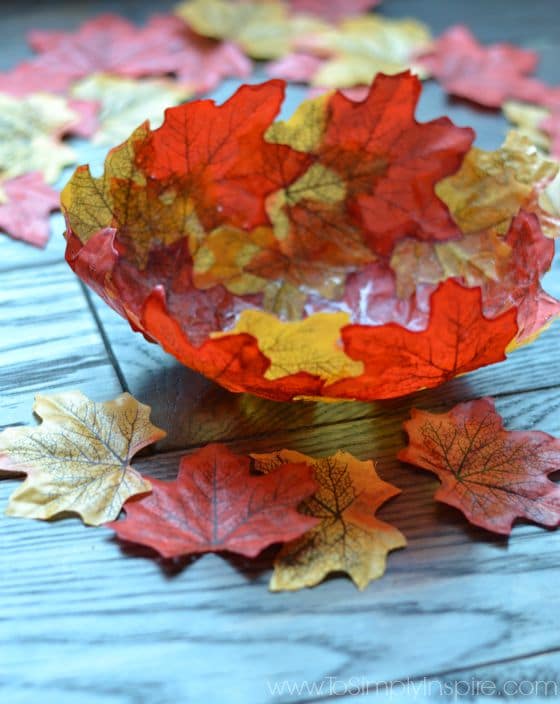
[62,74,560,401]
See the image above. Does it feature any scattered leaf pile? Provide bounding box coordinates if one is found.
[63,74,560,401]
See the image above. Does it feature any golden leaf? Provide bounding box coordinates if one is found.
[214,310,363,382]
[436,131,557,235]
[71,74,191,146]
[192,225,278,295]
[301,15,432,88]
[252,449,406,590]
[0,391,165,525]
[0,92,78,183]
[503,101,552,152]
[61,124,202,266]
[176,0,329,59]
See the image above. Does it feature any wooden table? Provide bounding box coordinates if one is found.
[1,1,560,702]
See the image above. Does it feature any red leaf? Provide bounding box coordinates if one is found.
[398,398,560,534]
[139,80,312,231]
[287,0,381,23]
[109,443,319,558]
[326,279,518,400]
[418,25,544,108]
[316,72,474,254]
[0,173,59,248]
[8,13,250,96]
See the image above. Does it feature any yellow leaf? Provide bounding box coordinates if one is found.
[61,123,202,266]
[0,391,165,526]
[302,15,432,88]
[0,92,78,183]
[192,225,278,294]
[213,310,363,382]
[176,0,329,59]
[503,101,552,152]
[436,131,557,235]
[539,170,560,239]
[71,73,191,146]
[252,450,406,590]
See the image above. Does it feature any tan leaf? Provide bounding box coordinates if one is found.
[176,0,328,59]
[0,391,165,525]
[214,310,363,382]
[503,101,552,152]
[71,73,191,146]
[0,92,78,183]
[299,15,432,88]
[252,449,406,590]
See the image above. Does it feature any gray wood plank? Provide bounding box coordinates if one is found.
[0,262,123,426]
[1,387,560,704]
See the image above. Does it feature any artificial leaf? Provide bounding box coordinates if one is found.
[267,72,473,257]
[176,0,328,60]
[326,279,518,400]
[25,13,251,94]
[0,392,165,526]
[71,74,191,145]
[503,101,552,152]
[540,110,560,158]
[398,398,560,534]
[294,15,432,89]
[0,173,59,247]
[109,443,319,558]
[287,0,381,23]
[216,310,364,382]
[0,92,79,183]
[417,25,545,108]
[63,77,553,402]
[252,449,405,590]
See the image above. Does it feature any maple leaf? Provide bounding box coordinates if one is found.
[294,15,432,89]
[0,92,81,183]
[287,0,381,23]
[540,111,560,159]
[503,101,552,152]
[71,74,190,146]
[215,310,364,383]
[398,398,560,534]
[417,25,545,108]
[0,173,59,247]
[176,0,329,60]
[326,279,518,400]
[109,443,319,558]
[252,449,405,590]
[0,392,165,526]
[24,13,250,94]
[268,72,473,256]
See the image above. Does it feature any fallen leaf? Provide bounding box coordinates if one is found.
[287,0,381,23]
[0,92,79,183]
[176,0,329,59]
[25,13,250,94]
[503,101,552,152]
[417,25,544,108]
[398,398,560,534]
[0,173,60,247]
[109,443,319,558]
[540,111,560,159]
[252,449,405,590]
[294,15,432,88]
[326,279,518,400]
[0,391,165,526]
[71,73,191,145]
